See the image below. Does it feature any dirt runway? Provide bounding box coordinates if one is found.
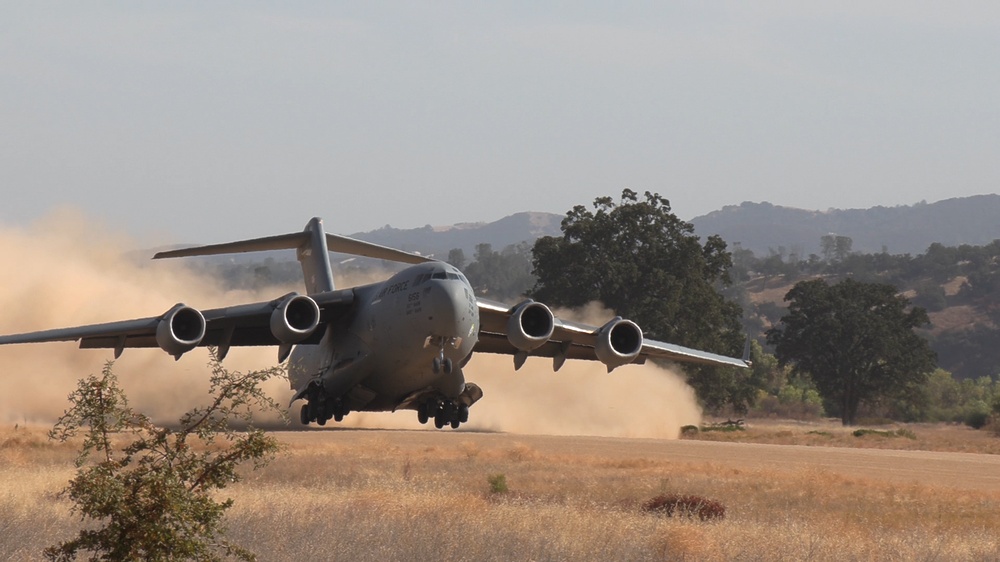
[281,429,1000,491]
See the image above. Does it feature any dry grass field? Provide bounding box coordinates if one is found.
[2,422,1000,561]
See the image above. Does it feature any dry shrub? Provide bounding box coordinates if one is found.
[642,494,726,521]
[505,442,539,462]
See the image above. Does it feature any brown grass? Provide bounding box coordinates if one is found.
[1,424,999,561]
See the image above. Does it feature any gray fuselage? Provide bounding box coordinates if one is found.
[288,262,479,412]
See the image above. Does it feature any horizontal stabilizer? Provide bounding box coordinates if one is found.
[323,233,437,265]
[154,232,310,259]
[153,218,436,266]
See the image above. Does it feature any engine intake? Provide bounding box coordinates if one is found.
[270,294,321,343]
[506,300,554,352]
[156,304,206,358]
[595,317,643,371]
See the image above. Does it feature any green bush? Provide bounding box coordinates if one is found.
[852,428,916,440]
[680,425,699,436]
[964,409,991,429]
[44,354,285,562]
[487,474,508,494]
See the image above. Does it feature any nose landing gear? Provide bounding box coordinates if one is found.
[425,335,461,375]
[432,355,453,374]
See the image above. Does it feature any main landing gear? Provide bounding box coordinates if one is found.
[416,397,469,429]
[299,394,349,426]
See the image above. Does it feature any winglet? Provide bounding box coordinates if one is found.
[742,334,753,367]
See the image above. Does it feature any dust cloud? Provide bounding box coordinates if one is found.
[458,302,702,439]
[0,210,292,426]
[0,212,701,438]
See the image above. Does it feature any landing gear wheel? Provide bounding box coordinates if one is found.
[432,357,442,374]
[458,404,469,423]
[316,417,326,426]
[443,358,453,374]
[434,415,446,429]
[418,411,429,424]
[450,419,460,429]
[300,404,310,425]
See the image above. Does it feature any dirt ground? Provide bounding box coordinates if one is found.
[279,423,1000,491]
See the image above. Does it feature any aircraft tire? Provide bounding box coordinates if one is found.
[418,411,428,424]
[300,404,310,425]
[317,417,326,426]
[450,419,460,429]
[443,358,453,374]
[432,357,441,374]
[434,415,445,429]
[458,404,469,423]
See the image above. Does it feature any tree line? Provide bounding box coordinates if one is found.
[511,190,999,427]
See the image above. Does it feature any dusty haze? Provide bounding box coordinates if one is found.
[0,212,701,437]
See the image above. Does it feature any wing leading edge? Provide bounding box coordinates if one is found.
[0,289,355,362]
[475,298,749,371]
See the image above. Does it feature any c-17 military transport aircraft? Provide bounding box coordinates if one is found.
[0,218,748,429]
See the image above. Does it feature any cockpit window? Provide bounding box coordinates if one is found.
[427,271,464,281]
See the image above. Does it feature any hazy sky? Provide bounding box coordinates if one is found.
[2,2,998,243]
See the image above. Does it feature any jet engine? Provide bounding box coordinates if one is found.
[594,317,643,371]
[506,300,554,351]
[270,294,321,343]
[156,304,206,358]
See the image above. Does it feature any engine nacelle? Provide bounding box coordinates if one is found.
[594,317,643,371]
[270,294,321,343]
[155,304,206,358]
[506,300,555,352]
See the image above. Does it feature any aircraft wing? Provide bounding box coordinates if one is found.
[0,289,355,361]
[475,299,748,371]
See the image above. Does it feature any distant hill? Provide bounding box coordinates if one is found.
[353,195,1000,261]
[691,195,1000,257]
[351,211,563,258]
[161,196,1000,268]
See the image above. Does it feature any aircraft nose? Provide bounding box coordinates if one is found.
[425,281,460,326]
[423,279,476,338]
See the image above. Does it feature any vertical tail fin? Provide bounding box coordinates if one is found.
[297,218,336,293]
[153,217,336,293]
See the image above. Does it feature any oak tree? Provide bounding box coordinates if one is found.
[529,189,757,411]
[766,278,936,425]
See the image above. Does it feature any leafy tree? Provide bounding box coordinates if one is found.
[766,278,936,425]
[462,242,535,301]
[45,353,284,562]
[446,248,466,269]
[529,189,756,411]
[820,235,853,263]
